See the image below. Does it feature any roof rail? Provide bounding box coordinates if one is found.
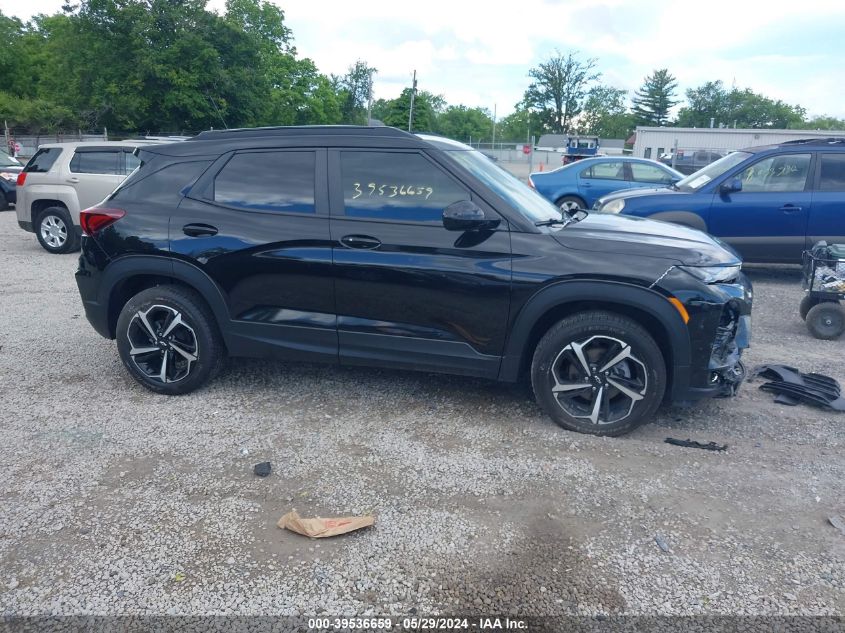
[189,125,414,141]
[780,137,845,146]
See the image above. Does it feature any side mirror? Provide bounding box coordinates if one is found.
[442,200,501,232]
[720,177,742,194]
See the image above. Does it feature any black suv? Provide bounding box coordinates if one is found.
[75,126,752,436]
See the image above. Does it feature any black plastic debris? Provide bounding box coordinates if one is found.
[752,364,845,411]
[665,438,728,452]
[253,462,272,477]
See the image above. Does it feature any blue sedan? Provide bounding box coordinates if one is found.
[529,156,682,213]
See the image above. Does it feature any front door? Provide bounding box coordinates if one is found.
[708,152,813,262]
[329,149,512,378]
[173,148,337,362]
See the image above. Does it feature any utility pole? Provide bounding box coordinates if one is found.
[366,68,375,125]
[408,70,417,132]
[492,103,497,148]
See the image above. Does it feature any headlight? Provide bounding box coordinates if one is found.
[679,264,741,284]
[602,199,625,214]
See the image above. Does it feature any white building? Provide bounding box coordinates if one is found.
[633,126,845,160]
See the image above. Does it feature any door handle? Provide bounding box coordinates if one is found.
[581,182,592,187]
[66,177,79,183]
[780,204,802,213]
[182,223,218,237]
[340,234,381,249]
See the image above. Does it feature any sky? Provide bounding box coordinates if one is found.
[3,0,845,120]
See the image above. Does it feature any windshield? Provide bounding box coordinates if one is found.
[0,152,20,167]
[446,149,562,223]
[676,151,751,191]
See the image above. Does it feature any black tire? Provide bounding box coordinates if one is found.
[806,302,845,340]
[531,311,666,436]
[555,195,587,214]
[799,295,818,321]
[115,285,226,394]
[35,206,79,254]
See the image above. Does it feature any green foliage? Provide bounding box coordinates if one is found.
[523,51,599,133]
[579,85,634,138]
[334,60,377,125]
[797,115,845,130]
[676,80,806,129]
[379,88,441,132]
[434,105,493,142]
[631,69,678,126]
[495,108,538,142]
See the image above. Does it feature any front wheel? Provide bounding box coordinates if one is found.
[531,311,666,436]
[556,195,587,215]
[115,285,225,394]
[806,302,845,340]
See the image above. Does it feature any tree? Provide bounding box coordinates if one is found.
[434,105,493,142]
[798,115,845,131]
[523,51,599,133]
[496,107,539,142]
[335,60,377,125]
[676,80,806,129]
[579,85,634,138]
[378,88,440,132]
[631,69,678,126]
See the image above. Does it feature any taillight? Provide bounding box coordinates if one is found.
[80,208,125,236]
[16,172,26,186]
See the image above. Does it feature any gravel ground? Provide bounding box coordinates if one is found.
[0,209,843,620]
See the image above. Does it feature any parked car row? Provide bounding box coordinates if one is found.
[0,151,24,211]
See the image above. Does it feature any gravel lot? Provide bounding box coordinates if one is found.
[0,208,843,620]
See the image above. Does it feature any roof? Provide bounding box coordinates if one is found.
[145,125,430,157]
[35,140,162,149]
[635,126,845,136]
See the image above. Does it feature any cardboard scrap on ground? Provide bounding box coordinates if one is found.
[278,510,374,538]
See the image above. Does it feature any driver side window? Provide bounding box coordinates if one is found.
[738,154,811,193]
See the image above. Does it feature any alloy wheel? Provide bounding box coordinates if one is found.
[559,200,582,214]
[126,305,199,383]
[549,335,648,425]
[40,215,68,249]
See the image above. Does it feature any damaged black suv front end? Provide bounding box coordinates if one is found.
[658,263,753,400]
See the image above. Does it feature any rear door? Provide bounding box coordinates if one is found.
[173,148,337,363]
[329,148,512,378]
[68,147,126,209]
[577,161,631,204]
[807,152,845,246]
[707,152,813,262]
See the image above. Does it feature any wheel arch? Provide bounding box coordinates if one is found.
[101,256,231,344]
[554,192,587,208]
[498,281,692,397]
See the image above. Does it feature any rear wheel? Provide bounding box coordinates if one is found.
[799,295,824,321]
[116,285,225,394]
[35,207,79,254]
[806,302,845,340]
[531,311,666,436]
[556,195,587,215]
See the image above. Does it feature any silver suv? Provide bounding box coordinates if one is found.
[15,141,158,253]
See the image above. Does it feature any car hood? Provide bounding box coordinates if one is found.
[595,185,686,206]
[553,212,740,266]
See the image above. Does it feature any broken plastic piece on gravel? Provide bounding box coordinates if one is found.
[278,510,374,538]
[253,462,272,477]
[829,515,845,535]
[665,438,727,452]
[654,534,670,553]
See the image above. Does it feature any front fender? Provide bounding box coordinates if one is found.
[646,211,707,232]
[498,280,692,396]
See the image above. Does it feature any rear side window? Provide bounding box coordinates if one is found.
[213,151,315,214]
[340,151,469,222]
[111,160,212,204]
[23,148,62,173]
[123,150,141,174]
[70,150,122,175]
[819,154,845,191]
[630,162,674,183]
[581,162,625,180]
